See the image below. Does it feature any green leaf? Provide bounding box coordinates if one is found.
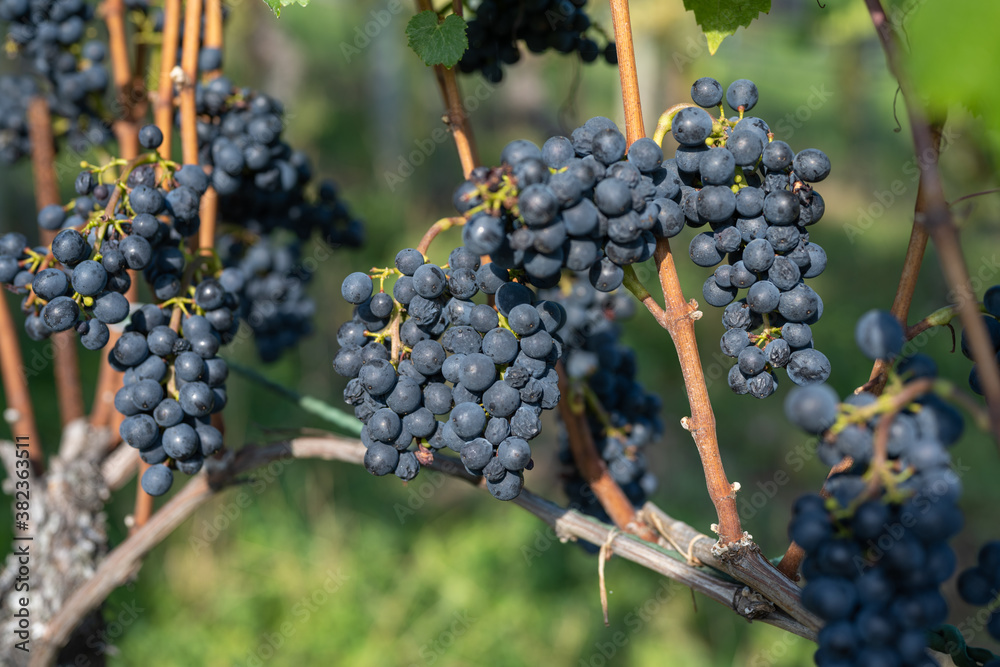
[682,0,770,55]
[406,11,468,68]
[907,0,1000,159]
[261,0,309,18]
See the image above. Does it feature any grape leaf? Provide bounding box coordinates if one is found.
[406,11,468,68]
[261,0,309,18]
[907,0,1000,159]
[682,0,771,55]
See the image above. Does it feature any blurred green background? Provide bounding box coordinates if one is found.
[2,0,1000,665]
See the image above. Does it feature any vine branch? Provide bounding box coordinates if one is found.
[33,435,816,665]
[556,364,658,541]
[155,0,182,157]
[865,125,942,395]
[864,0,1000,450]
[0,294,43,473]
[608,0,742,546]
[414,0,479,177]
[179,0,203,166]
[27,96,84,426]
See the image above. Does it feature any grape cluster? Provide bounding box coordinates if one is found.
[452,117,678,294]
[115,303,229,497]
[216,235,317,362]
[0,0,112,163]
[186,80,362,361]
[191,80,364,244]
[547,277,661,518]
[458,0,616,83]
[0,76,36,163]
[335,248,569,500]
[662,78,832,398]
[956,541,1000,642]
[962,284,1000,395]
[784,311,965,667]
[1,125,236,495]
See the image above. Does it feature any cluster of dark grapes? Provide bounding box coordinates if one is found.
[188,80,362,360]
[191,79,363,243]
[547,277,661,519]
[0,0,112,163]
[956,541,1000,643]
[216,235,316,362]
[458,0,616,83]
[1,125,233,496]
[785,311,966,667]
[454,118,679,293]
[335,247,569,500]
[661,78,832,398]
[0,75,36,163]
[962,285,1000,395]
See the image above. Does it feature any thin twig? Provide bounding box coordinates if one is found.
[203,0,224,76]
[556,364,658,541]
[34,435,816,665]
[155,0,182,157]
[102,0,139,159]
[608,0,644,144]
[179,0,203,166]
[415,216,465,256]
[130,461,153,535]
[27,96,84,426]
[865,126,942,395]
[414,0,478,177]
[864,0,1000,450]
[0,293,44,473]
[621,264,667,328]
[226,359,362,435]
[608,0,742,546]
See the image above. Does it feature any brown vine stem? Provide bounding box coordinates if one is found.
[203,0,223,77]
[609,0,644,144]
[131,461,153,534]
[777,377,937,578]
[781,128,945,580]
[90,0,149,429]
[27,96,84,426]
[416,216,465,256]
[34,435,815,664]
[865,126,942,395]
[413,0,478,177]
[179,0,202,166]
[608,0,742,546]
[155,0,182,156]
[622,265,667,328]
[0,294,43,473]
[103,0,140,159]
[865,0,1000,449]
[556,364,659,541]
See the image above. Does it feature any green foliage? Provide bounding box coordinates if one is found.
[261,0,309,19]
[682,0,771,54]
[406,11,468,68]
[906,0,1000,159]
